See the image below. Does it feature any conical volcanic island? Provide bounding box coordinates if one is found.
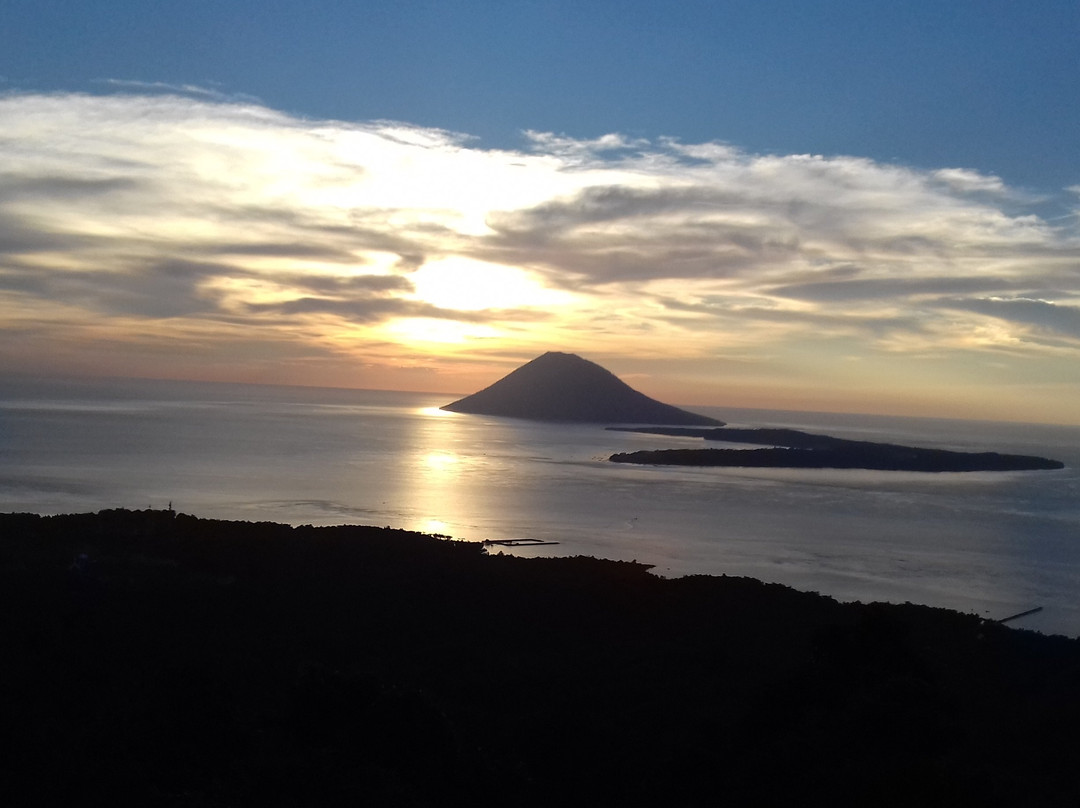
[441,351,722,425]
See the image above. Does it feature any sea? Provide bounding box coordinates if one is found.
[2,375,1079,637]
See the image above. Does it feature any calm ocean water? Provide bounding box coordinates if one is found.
[3,375,1079,636]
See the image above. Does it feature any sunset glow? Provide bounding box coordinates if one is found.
[2,3,1078,424]
[410,259,574,312]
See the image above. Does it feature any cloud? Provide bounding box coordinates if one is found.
[482,150,1060,293]
[198,242,360,261]
[931,168,1007,195]
[0,173,145,203]
[95,79,264,105]
[936,297,1080,340]
[0,259,231,319]
[770,276,1028,303]
[244,296,433,321]
[1,90,1079,415]
[522,130,652,161]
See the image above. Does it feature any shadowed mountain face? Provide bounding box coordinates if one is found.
[441,352,723,425]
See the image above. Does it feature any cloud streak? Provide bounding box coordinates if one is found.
[937,297,1080,340]
[1,91,1078,421]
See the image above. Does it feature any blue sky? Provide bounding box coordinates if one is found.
[5,1,1077,194]
[2,1,1079,422]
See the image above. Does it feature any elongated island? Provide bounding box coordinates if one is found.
[608,426,1065,472]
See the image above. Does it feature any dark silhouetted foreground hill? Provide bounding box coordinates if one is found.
[441,351,722,425]
[3,509,1080,807]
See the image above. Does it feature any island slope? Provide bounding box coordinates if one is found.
[441,351,722,425]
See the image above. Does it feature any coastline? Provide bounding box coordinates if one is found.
[5,380,1079,639]
[4,508,1080,806]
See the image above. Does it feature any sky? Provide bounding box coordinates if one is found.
[1,1,1079,424]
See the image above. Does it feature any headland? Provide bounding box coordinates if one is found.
[3,508,1079,806]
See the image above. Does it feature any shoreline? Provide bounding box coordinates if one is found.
[4,508,1080,805]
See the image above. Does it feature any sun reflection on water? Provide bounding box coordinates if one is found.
[394,408,489,537]
[423,451,460,472]
[418,405,457,418]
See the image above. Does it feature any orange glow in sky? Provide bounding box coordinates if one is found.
[1,93,1079,425]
